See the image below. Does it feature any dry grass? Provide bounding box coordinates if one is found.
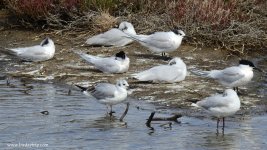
[168,0,267,53]
[2,0,267,54]
[90,12,117,33]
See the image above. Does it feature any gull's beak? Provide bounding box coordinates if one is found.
[126,85,130,90]
[127,86,134,95]
[254,67,263,72]
[183,35,192,41]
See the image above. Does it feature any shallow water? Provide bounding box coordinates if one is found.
[0,77,266,150]
[0,29,266,149]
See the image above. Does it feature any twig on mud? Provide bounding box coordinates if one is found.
[146,112,155,130]
[120,102,130,122]
[152,114,182,123]
[146,112,182,129]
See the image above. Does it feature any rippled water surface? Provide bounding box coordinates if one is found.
[0,77,266,150]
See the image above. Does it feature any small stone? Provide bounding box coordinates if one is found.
[40,111,49,115]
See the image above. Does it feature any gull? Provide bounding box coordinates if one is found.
[191,89,240,132]
[85,21,136,47]
[3,37,55,62]
[132,57,187,83]
[191,59,262,92]
[75,79,129,115]
[123,29,185,56]
[75,51,130,73]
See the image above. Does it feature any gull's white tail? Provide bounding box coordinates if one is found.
[132,70,152,81]
[190,69,211,77]
[73,50,98,64]
[122,32,148,43]
[85,36,99,45]
[191,103,200,107]
[0,47,17,56]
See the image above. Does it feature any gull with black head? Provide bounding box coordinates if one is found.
[3,37,55,62]
[191,59,262,93]
[74,51,130,73]
[122,29,186,56]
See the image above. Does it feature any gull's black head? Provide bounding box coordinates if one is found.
[239,59,255,67]
[172,29,186,37]
[115,51,126,59]
[41,37,49,46]
[239,59,262,72]
[172,29,179,35]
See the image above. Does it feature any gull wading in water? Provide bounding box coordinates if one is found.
[74,51,130,73]
[123,29,185,56]
[132,57,187,83]
[191,89,240,132]
[3,37,55,62]
[191,59,262,92]
[85,21,136,47]
[75,79,129,115]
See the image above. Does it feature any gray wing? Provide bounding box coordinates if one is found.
[93,57,120,73]
[10,45,45,55]
[144,32,173,49]
[197,94,229,110]
[133,65,184,82]
[9,45,47,61]
[86,29,127,46]
[220,66,245,83]
[148,65,182,81]
[89,83,116,99]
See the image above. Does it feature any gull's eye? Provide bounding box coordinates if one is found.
[123,83,126,86]
[122,26,128,31]
[170,61,176,65]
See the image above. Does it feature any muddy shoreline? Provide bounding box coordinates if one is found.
[0,29,266,117]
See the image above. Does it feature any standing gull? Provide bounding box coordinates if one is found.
[76,79,129,116]
[191,89,240,132]
[123,29,185,56]
[191,60,262,92]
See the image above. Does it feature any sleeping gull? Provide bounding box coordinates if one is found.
[75,51,130,73]
[3,37,55,62]
[85,21,136,47]
[132,57,187,83]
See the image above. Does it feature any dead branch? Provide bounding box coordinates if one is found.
[120,102,130,122]
[146,112,155,129]
[152,114,182,123]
